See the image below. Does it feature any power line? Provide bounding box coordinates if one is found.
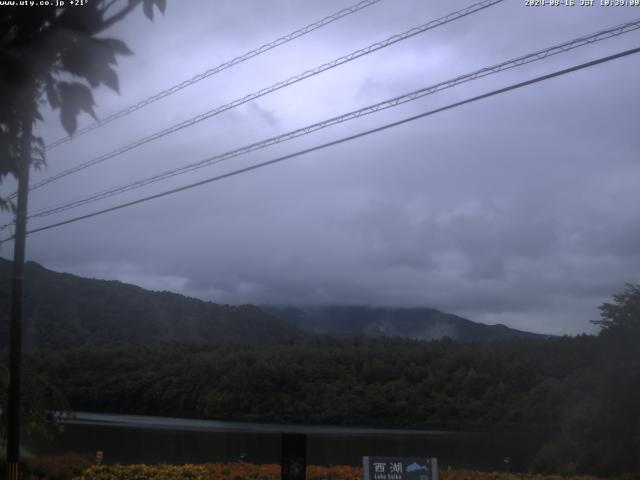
[3,16,638,230]
[21,17,640,222]
[17,0,504,198]
[5,45,637,241]
[44,0,385,151]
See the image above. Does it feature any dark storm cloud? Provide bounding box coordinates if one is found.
[3,0,640,335]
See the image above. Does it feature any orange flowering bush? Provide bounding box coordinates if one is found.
[75,462,362,480]
[307,465,362,480]
[73,462,622,480]
[438,471,609,480]
[30,452,94,480]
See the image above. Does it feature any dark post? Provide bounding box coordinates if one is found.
[6,112,33,480]
[281,433,307,480]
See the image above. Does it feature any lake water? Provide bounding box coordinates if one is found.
[26,412,551,472]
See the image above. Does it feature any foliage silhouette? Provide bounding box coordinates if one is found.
[592,283,640,334]
[0,0,166,210]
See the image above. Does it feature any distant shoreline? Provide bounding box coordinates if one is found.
[64,411,461,436]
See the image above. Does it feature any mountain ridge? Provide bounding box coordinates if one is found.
[0,257,305,350]
[1,258,546,350]
[262,305,547,342]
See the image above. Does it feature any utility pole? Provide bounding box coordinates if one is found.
[6,110,33,480]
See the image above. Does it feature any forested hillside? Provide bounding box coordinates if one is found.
[0,258,305,350]
[26,336,593,428]
[0,258,546,350]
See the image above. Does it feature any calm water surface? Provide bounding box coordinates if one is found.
[26,412,551,472]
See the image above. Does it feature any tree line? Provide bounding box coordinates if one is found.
[2,285,639,476]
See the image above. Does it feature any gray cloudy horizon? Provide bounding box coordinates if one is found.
[2,0,640,335]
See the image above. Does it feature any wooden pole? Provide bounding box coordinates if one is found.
[6,112,32,480]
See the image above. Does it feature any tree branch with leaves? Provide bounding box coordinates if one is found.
[0,0,166,211]
[592,283,640,335]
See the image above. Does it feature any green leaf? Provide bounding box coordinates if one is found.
[60,37,125,89]
[58,81,97,135]
[45,77,60,109]
[55,4,104,36]
[60,105,78,135]
[59,36,102,86]
[102,67,119,93]
[154,0,166,14]
[143,0,154,20]
[105,38,133,56]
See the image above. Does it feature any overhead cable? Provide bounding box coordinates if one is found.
[23,18,640,221]
[4,45,636,241]
[17,0,504,198]
[44,0,385,151]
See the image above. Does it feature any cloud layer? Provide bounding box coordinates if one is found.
[3,0,640,334]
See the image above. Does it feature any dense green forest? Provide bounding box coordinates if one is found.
[3,315,638,476]
[21,337,593,428]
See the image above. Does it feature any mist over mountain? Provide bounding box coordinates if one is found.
[263,305,546,342]
[0,258,545,351]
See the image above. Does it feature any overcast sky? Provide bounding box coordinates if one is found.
[2,0,640,335]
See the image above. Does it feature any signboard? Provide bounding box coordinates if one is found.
[363,457,438,480]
